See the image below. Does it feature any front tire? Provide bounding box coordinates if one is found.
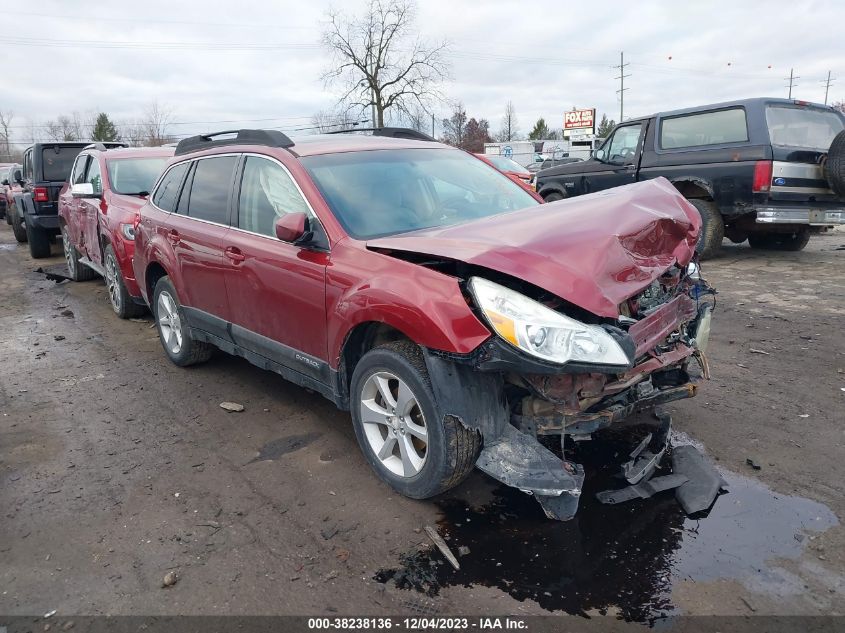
[350,341,481,499]
[543,191,565,202]
[26,223,52,258]
[104,245,144,319]
[687,199,724,260]
[61,225,96,282]
[152,276,212,367]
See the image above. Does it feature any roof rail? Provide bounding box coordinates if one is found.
[175,129,295,156]
[82,142,129,152]
[327,127,436,142]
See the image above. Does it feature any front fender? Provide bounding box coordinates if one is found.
[135,230,181,303]
[326,246,492,367]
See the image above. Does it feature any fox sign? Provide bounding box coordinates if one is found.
[564,108,596,132]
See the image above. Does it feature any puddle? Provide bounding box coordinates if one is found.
[376,428,837,622]
[247,432,321,463]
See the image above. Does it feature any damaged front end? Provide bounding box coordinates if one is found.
[423,262,716,521]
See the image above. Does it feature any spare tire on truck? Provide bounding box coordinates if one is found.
[826,129,845,198]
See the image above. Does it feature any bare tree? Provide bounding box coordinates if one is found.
[321,0,449,127]
[310,109,360,133]
[497,101,518,142]
[141,101,174,146]
[441,102,467,148]
[0,110,13,160]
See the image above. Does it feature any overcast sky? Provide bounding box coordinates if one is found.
[1,0,843,147]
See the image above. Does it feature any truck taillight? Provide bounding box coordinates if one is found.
[752,161,773,193]
[34,186,48,202]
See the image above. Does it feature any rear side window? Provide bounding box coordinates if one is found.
[23,149,33,179]
[41,146,83,181]
[659,108,748,149]
[186,156,238,224]
[152,162,189,212]
[237,156,310,237]
[766,106,844,150]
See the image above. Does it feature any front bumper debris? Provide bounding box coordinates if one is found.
[475,424,585,521]
[755,206,845,225]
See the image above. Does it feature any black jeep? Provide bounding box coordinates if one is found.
[535,98,845,257]
[11,141,124,258]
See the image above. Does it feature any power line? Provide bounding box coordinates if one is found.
[614,51,631,122]
[785,68,800,99]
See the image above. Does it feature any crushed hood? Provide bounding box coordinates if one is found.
[367,177,700,318]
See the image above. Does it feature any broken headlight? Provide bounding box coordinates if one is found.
[468,277,630,367]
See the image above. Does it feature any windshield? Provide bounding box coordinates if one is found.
[41,146,83,182]
[302,148,539,239]
[766,105,844,150]
[486,154,527,173]
[106,157,169,195]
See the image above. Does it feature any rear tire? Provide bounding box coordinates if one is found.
[11,207,27,242]
[104,244,144,319]
[748,229,810,251]
[825,130,845,198]
[26,223,51,258]
[350,340,481,499]
[152,276,212,367]
[687,199,724,260]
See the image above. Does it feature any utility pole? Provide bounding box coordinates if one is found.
[821,71,835,104]
[614,51,631,121]
[785,68,799,99]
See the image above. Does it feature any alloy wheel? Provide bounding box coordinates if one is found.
[359,371,428,478]
[157,291,183,355]
[105,252,122,313]
[62,228,76,277]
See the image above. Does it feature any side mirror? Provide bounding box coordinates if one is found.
[594,148,606,162]
[71,182,100,198]
[1,178,8,186]
[274,212,310,243]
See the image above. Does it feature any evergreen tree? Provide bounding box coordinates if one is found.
[91,113,119,142]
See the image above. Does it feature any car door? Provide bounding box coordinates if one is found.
[78,156,104,264]
[223,154,330,380]
[60,154,89,247]
[165,155,237,337]
[588,122,646,192]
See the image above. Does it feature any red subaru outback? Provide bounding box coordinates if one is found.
[58,145,174,318]
[133,128,714,520]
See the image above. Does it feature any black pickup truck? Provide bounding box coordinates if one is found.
[11,141,124,258]
[536,98,845,257]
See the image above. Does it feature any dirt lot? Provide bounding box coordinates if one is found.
[1,223,844,622]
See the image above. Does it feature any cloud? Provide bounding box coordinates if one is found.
[0,0,841,144]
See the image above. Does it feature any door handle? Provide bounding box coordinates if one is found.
[224,246,245,263]
[167,229,180,244]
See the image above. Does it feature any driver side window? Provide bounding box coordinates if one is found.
[71,155,89,185]
[237,156,310,237]
[605,124,642,164]
[86,158,103,194]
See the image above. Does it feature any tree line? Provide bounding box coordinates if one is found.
[0,102,175,162]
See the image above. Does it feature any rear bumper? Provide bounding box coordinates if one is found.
[755,206,845,225]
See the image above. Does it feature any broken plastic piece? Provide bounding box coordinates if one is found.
[595,474,689,505]
[621,410,671,484]
[476,424,584,520]
[672,445,724,514]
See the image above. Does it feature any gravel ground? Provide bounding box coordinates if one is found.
[1,224,843,621]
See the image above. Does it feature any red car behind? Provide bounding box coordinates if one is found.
[58,145,174,318]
